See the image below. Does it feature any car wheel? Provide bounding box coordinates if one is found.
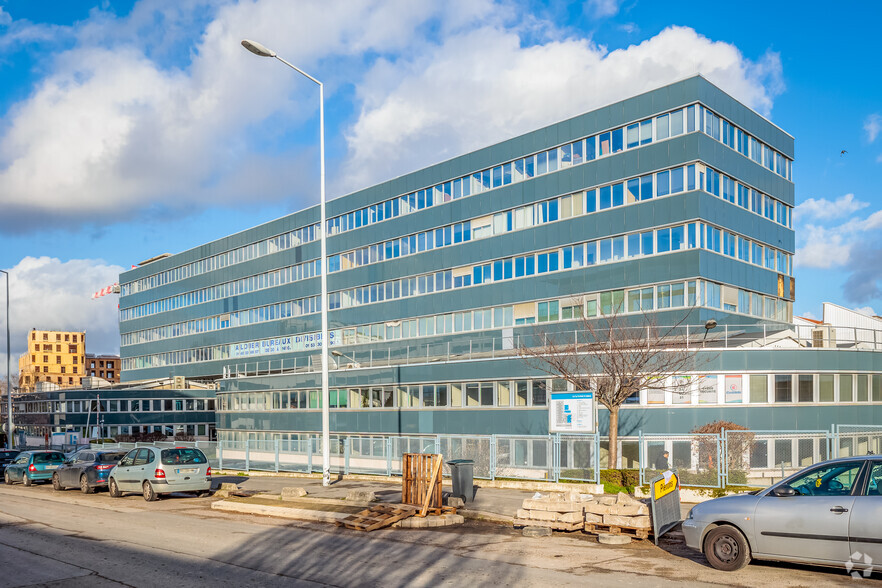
[142,481,158,502]
[80,475,94,494]
[4,471,11,485]
[108,478,121,498]
[22,474,32,487]
[52,473,63,491]
[704,524,751,571]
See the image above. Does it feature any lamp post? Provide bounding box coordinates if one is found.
[241,39,332,487]
[0,270,11,449]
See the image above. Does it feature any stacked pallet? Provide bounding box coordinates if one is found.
[583,492,651,539]
[514,491,595,532]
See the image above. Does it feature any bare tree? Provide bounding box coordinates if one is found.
[520,306,706,468]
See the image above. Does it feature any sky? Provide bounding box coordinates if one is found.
[0,0,880,372]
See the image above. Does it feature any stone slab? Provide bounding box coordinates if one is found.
[281,487,308,500]
[521,500,585,512]
[395,514,464,529]
[602,514,650,528]
[522,526,552,538]
[597,533,632,545]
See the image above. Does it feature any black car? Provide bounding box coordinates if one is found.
[52,449,126,493]
[0,450,20,474]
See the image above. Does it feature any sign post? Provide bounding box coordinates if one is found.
[649,470,681,544]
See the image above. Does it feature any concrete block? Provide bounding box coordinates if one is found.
[607,504,648,516]
[584,513,604,523]
[447,496,465,508]
[584,503,611,515]
[558,511,584,524]
[522,526,553,538]
[597,533,632,545]
[346,490,376,502]
[521,500,583,512]
[598,496,617,506]
[516,509,531,519]
[603,514,650,528]
[219,483,240,491]
[280,487,308,500]
[529,510,558,522]
[615,492,641,506]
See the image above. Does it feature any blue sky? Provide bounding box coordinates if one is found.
[0,0,880,365]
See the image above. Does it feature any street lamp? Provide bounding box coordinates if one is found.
[241,39,332,487]
[0,269,11,449]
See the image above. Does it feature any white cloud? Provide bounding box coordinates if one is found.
[585,0,622,18]
[865,113,881,143]
[794,193,869,222]
[342,25,784,193]
[795,224,852,269]
[0,8,11,27]
[0,257,124,371]
[0,0,452,230]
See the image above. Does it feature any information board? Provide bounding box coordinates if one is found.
[650,470,681,545]
[548,391,595,433]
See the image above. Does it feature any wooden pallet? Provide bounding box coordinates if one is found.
[513,519,583,532]
[583,522,650,540]
[402,453,448,516]
[336,504,419,532]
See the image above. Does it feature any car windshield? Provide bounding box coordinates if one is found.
[33,452,65,463]
[161,448,207,465]
[0,451,18,459]
[98,452,125,463]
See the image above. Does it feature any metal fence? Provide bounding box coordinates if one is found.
[87,425,876,489]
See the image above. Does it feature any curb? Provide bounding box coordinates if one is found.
[211,499,349,522]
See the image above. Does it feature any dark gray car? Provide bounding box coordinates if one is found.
[683,455,882,572]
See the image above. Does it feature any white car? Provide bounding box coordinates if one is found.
[108,446,212,501]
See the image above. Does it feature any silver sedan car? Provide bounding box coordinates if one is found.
[108,446,212,501]
[683,455,882,572]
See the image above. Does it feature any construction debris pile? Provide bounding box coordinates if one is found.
[515,490,652,539]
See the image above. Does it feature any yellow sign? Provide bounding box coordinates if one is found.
[654,472,679,499]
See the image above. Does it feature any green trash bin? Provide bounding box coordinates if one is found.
[447,459,475,503]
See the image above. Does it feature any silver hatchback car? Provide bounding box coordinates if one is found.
[108,446,212,501]
[683,455,882,572]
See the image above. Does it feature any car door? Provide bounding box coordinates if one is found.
[72,452,93,485]
[114,449,139,491]
[849,460,882,568]
[8,454,28,481]
[753,460,865,564]
[127,449,150,489]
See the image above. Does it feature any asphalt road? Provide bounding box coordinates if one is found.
[0,481,876,587]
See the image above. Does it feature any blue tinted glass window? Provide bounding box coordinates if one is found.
[641,175,653,200]
[627,124,639,148]
[493,261,503,281]
[473,266,482,285]
[504,259,513,279]
[525,256,535,275]
[573,244,583,266]
[599,186,611,210]
[657,171,670,197]
[585,242,596,265]
[525,156,535,177]
[640,119,652,145]
[612,237,624,260]
[670,168,684,193]
[686,105,696,132]
[547,200,558,221]
[585,136,596,161]
[657,228,671,253]
[687,164,695,190]
[627,234,640,257]
[626,179,640,203]
[599,132,610,156]
[492,166,502,188]
[503,163,512,185]
[537,151,547,175]
[600,239,612,262]
[547,148,558,172]
[538,254,548,273]
[688,223,696,248]
[585,189,597,212]
[641,231,654,255]
[548,252,559,271]
[611,128,623,153]
[515,257,525,277]
[563,247,573,268]
[612,183,623,207]
[671,226,684,250]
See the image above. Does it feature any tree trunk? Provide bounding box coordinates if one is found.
[608,405,619,470]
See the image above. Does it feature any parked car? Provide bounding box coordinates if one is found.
[108,446,211,501]
[683,455,882,572]
[52,450,126,493]
[4,450,66,486]
[0,450,20,474]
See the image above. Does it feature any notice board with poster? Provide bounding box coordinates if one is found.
[548,391,595,433]
[650,470,681,544]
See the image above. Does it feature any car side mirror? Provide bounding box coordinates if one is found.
[772,485,797,497]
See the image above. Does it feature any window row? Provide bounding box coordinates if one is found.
[121,257,320,322]
[122,279,792,372]
[328,162,792,276]
[121,223,319,296]
[13,397,217,414]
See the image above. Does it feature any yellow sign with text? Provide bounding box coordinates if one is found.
[653,472,679,500]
